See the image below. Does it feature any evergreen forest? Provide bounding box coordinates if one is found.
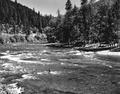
[46,0,120,46]
[0,0,120,46]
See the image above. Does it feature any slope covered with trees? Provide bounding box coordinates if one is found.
[0,0,53,43]
[0,0,52,34]
[0,0,119,46]
[46,0,120,46]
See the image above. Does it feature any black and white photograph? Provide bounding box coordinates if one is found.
[0,0,120,93]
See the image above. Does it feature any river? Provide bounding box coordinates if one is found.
[0,43,120,94]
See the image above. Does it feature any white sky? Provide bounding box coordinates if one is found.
[11,0,80,16]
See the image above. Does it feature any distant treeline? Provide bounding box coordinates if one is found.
[0,0,52,33]
[46,0,120,45]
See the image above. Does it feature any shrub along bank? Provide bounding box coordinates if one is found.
[0,33,47,44]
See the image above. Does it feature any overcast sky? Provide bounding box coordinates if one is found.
[12,0,80,16]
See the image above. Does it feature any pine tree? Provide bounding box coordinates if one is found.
[81,0,87,5]
[22,9,29,27]
[37,11,42,33]
[106,8,118,43]
[70,5,80,42]
[54,9,63,42]
[56,9,62,27]
[112,0,120,31]
[77,1,88,43]
[1,0,9,23]
[62,0,73,43]
[93,5,109,43]
[72,5,78,16]
[32,8,36,26]
[65,0,72,11]
[14,0,20,25]
[57,9,61,17]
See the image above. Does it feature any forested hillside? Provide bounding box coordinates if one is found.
[0,0,120,46]
[0,0,53,43]
[0,0,52,34]
[46,0,120,46]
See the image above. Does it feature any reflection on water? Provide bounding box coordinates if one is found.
[0,44,119,94]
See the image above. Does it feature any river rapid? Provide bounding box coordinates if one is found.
[0,43,120,94]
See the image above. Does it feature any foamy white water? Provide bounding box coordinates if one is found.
[97,51,120,56]
[1,63,25,73]
[60,62,79,67]
[66,50,82,55]
[22,74,36,80]
[41,59,51,62]
[0,44,118,94]
[6,83,24,94]
[37,71,62,75]
[0,54,55,65]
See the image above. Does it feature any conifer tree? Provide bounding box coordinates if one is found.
[77,0,88,43]
[112,0,120,31]
[65,0,72,11]
[72,5,78,16]
[57,9,61,17]
[93,5,109,43]
[56,9,62,27]
[106,8,118,43]
[81,0,87,5]
[62,0,73,43]
[37,11,42,33]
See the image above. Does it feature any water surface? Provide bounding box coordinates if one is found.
[0,43,120,94]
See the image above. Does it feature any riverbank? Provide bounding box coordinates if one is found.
[0,33,47,44]
[47,42,117,52]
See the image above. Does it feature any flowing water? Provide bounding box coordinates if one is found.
[0,43,120,94]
